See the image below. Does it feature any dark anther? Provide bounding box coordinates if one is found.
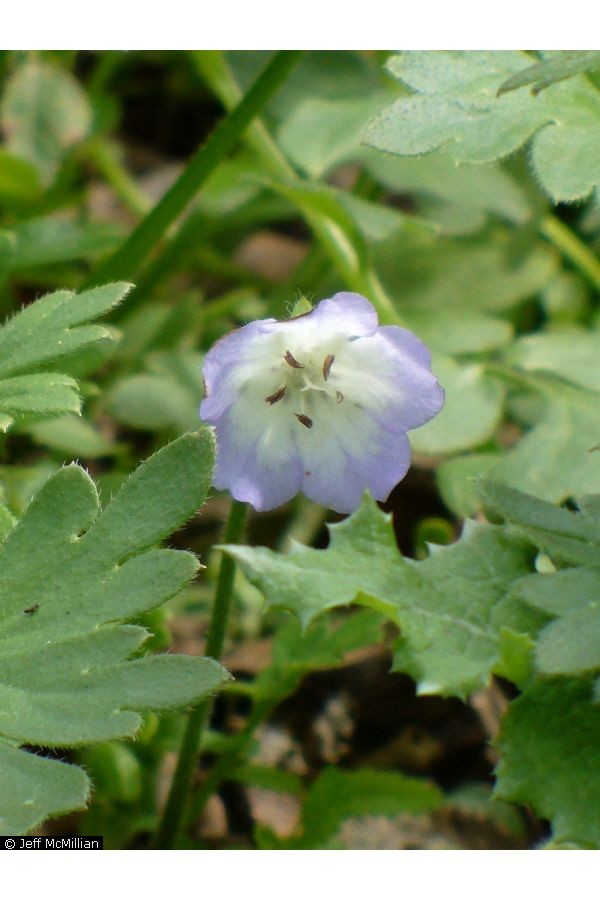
[295,413,313,429]
[322,353,335,380]
[284,350,304,369]
[336,391,344,404]
[265,386,287,405]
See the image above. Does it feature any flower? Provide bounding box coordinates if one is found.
[200,292,444,513]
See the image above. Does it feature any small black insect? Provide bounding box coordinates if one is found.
[23,604,40,616]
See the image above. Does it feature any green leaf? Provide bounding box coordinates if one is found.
[0,373,80,430]
[281,767,442,849]
[410,356,504,455]
[511,567,600,676]
[0,150,42,207]
[497,51,600,97]
[224,495,534,697]
[28,415,118,458]
[0,739,89,836]
[363,151,531,235]
[106,352,203,434]
[277,91,392,179]
[365,51,600,201]
[496,677,600,847]
[481,479,600,567]
[493,376,600,502]
[0,282,131,432]
[504,328,600,393]
[0,217,122,273]
[254,610,384,704]
[1,59,92,183]
[0,430,229,833]
[0,283,131,379]
[437,453,504,518]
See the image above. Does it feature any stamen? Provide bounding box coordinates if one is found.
[322,353,335,380]
[336,391,344,404]
[295,413,313,429]
[265,386,287,405]
[284,350,304,369]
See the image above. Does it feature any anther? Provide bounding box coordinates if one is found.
[265,386,287,405]
[284,350,304,369]
[295,413,313,429]
[336,391,344,404]
[322,353,335,380]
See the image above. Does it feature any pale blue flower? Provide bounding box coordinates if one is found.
[200,293,444,513]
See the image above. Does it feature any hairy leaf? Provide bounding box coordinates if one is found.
[0,283,130,431]
[496,677,600,847]
[0,430,229,833]
[365,51,600,201]
[224,495,534,697]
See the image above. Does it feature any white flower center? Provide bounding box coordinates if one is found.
[260,338,351,430]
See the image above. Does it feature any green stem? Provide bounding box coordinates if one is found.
[86,138,151,218]
[194,51,401,326]
[84,51,306,288]
[184,699,274,829]
[541,214,600,293]
[153,499,248,849]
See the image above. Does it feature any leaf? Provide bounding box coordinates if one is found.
[0,217,122,274]
[365,51,600,201]
[254,610,384,704]
[0,430,229,833]
[481,479,600,567]
[497,51,600,97]
[496,677,600,847]
[374,233,556,354]
[491,376,600,503]
[272,768,442,849]
[0,283,131,379]
[0,150,42,207]
[0,373,80,430]
[504,328,600,393]
[363,150,531,235]
[410,356,504,455]
[277,92,392,179]
[510,563,600,676]
[0,282,131,432]
[437,453,504,518]
[224,495,535,697]
[1,59,92,183]
[106,351,204,435]
[28,415,118,458]
[0,739,89,836]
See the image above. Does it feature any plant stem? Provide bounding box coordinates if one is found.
[84,51,306,288]
[86,138,151,218]
[194,51,401,325]
[152,499,248,849]
[541,214,600,293]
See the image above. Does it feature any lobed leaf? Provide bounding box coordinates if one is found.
[496,677,600,847]
[224,495,535,698]
[365,51,600,202]
[0,429,229,833]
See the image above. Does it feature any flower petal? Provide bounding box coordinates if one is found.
[201,319,276,421]
[296,395,412,513]
[213,400,303,511]
[259,292,378,342]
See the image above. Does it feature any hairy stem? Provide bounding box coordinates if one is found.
[153,499,248,849]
